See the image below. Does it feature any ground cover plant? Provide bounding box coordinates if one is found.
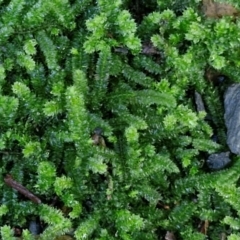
[1,0,240,239]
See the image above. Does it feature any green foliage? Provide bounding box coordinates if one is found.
[39,204,72,239]
[74,212,100,239]
[0,225,15,240]
[22,229,35,240]
[0,95,19,126]
[0,204,8,217]
[36,161,56,192]
[115,209,144,238]
[0,0,240,239]
[84,0,141,54]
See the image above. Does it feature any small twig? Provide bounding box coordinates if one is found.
[107,176,113,200]
[141,43,161,55]
[157,201,170,210]
[114,43,161,55]
[12,23,59,35]
[0,151,21,155]
[4,175,41,204]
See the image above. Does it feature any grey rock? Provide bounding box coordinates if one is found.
[29,219,42,235]
[207,152,231,170]
[194,91,206,112]
[224,84,240,154]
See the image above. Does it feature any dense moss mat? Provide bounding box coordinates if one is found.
[1,0,240,239]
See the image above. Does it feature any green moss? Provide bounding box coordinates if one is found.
[0,0,240,239]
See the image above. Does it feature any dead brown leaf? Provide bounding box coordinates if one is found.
[165,231,176,240]
[202,0,239,18]
[205,67,218,82]
[91,127,106,147]
[198,220,209,235]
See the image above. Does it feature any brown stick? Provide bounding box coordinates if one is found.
[4,175,41,204]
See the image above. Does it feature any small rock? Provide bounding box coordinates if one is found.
[207,152,231,170]
[29,219,42,235]
[216,75,227,86]
[194,91,206,112]
[224,84,240,154]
